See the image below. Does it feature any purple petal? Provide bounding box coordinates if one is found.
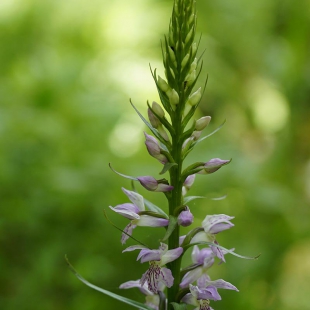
[160,247,183,265]
[207,279,239,291]
[109,204,140,220]
[210,241,226,263]
[122,188,145,211]
[160,267,174,288]
[180,267,203,288]
[136,215,169,227]
[184,174,196,188]
[123,244,147,253]
[192,246,214,265]
[138,249,162,263]
[121,223,137,244]
[202,214,234,234]
[120,280,153,296]
[190,284,221,301]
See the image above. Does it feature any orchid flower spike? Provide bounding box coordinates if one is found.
[123,243,183,294]
[190,214,234,262]
[109,188,169,244]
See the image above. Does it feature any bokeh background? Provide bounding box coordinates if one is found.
[1,0,310,309]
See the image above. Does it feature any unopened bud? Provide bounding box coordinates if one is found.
[178,206,194,227]
[198,158,231,174]
[190,58,197,72]
[152,101,165,118]
[167,89,179,106]
[158,76,170,93]
[185,70,196,86]
[191,42,197,55]
[168,46,176,62]
[181,54,190,69]
[195,116,211,131]
[185,26,194,44]
[188,13,195,25]
[148,108,160,128]
[187,87,201,106]
[192,130,201,141]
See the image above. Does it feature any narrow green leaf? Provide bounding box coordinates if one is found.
[183,241,261,260]
[130,100,166,144]
[143,198,168,218]
[161,216,178,241]
[195,119,226,145]
[159,162,178,175]
[65,256,154,310]
[109,163,137,181]
[171,302,188,310]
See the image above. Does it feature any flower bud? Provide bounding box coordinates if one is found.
[182,174,195,196]
[195,116,211,131]
[167,89,179,106]
[178,206,194,227]
[181,54,190,69]
[190,58,197,72]
[185,70,196,86]
[192,130,201,141]
[198,158,231,174]
[187,87,201,106]
[152,101,165,118]
[144,132,168,164]
[188,13,195,25]
[191,42,197,55]
[137,176,174,192]
[168,46,176,62]
[148,108,160,128]
[185,26,194,44]
[157,76,170,92]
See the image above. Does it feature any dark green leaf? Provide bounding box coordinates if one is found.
[143,198,168,218]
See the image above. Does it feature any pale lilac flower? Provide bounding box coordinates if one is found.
[180,245,233,288]
[181,284,219,310]
[197,158,231,174]
[190,215,234,262]
[109,188,169,244]
[178,206,194,227]
[123,243,183,294]
[120,280,163,310]
[180,246,216,288]
[181,275,238,310]
[144,132,168,164]
[137,176,173,192]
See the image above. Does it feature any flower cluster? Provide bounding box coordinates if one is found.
[68,0,253,309]
[104,0,244,309]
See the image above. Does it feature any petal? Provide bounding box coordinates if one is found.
[123,244,147,253]
[122,188,145,211]
[160,267,174,288]
[195,248,214,265]
[210,241,225,263]
[138,249,162,263]
[191,245,200,264]
[180,267,203,288]
[109,204,140,220]
[120,280,152,295]
[209,222,234,234]
[207,279,239,291]
[136,215,169,227]
[190,285,221,301]
[181,293,198,306]
[121,223,137,245]
[190,231,212,244]
[202,214,234,234]
[160,247,183,265]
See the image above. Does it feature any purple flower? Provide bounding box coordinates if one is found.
[197,158,231,174]
[144,132,168,164]
[178,206,194,227]
[181,276,238,310]
[123,243,183,293]
[137,176,173,192]
[120,280,163,309]
[190,215,234,262]
[109,188,169,244]
[180,246,216,288]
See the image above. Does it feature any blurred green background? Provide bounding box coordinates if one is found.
[1,0,310,309]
